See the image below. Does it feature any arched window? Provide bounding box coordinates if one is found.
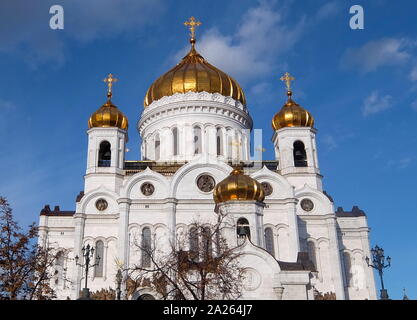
[189,227,199,261]
[56,251,64,267]
[172,127,179,156]
[293,141,307,167]
[264,228,275,257]
[54,251,65,285]
[141,227,152,268]
[193,126,202,154]
[216,128,223,156]
[307,241,318,272]
[154,134,160,161]
[343,252,352,287]
[141,142,146,160]
[237,218,251,240]
[98,141,111,167]
[94,240,104,277]
[202,227,212,259]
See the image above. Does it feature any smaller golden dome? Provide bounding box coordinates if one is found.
[88,99,128,130]
[213,168,265,204]
[271,91,314,131]
[88,74,128,130]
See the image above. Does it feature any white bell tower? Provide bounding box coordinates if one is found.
[272,73,322,190]
[84,74,129,193]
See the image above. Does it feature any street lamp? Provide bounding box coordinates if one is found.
[115,269,123,300]
[365,245,391,300]
[75,244,100,299]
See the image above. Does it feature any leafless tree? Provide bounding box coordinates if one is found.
[0,197,63,300]
[126,216,244,300]
[91,287,116,300]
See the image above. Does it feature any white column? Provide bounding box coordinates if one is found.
[164,198,178,249]
[222,128,227,158]
[160,128,171,160]
[103,242,109,281]
[72,213,86,299]
[117,198,131,299]
[185,125,194,158]
[255,204,265,247]
[287,200,300,261]
[206,126,216,156]
[326,216,346,300]
[360,230,378,299]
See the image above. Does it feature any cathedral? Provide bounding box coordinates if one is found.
[38,17,377,300]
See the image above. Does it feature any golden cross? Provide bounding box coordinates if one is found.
[280,72,295,92]
[255,145,266,152]
[103,73,118,98]
[184,16,201,41]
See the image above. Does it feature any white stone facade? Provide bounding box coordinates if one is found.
[38,92,377,300]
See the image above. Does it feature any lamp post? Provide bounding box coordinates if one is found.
[115,269,122,300]
[75,244,100,300]
[365,245,391,300]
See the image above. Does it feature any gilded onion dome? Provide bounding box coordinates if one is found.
[213,168,265,204]
[144,17,246,107]
[271,72,314,131]
[88,74,128,130]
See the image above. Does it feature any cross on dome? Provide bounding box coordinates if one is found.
[280,72,295,96]
[184,16,202,45]
[103,73,118,100]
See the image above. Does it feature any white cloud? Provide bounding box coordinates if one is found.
[322,135,338,150]
[362,91,392,116]
[64,0,165,42]
[410,63,417,81]
[0,99,15,110]
[174,1,306,82]
[411,100,417,111]
[398,157,413,169]
[0,0,165,66]
[387,156,416,169]
[315,1,341,21]
[342,38,411,73]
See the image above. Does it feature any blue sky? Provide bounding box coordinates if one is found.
[0,0,416,299]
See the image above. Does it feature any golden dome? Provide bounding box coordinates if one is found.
[88,99,129,130]
[271,90,314,131]
[88,74,128,130]
[213,168,265,204]
[144,43,246,107]
[272,72,314,131]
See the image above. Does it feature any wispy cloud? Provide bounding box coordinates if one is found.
[411,100,417,111]
[64,0,165,42]
[0,0,165,67]
[174,1,306,82]
[322,135,338,150]
[0,99,16,110]
[315,1,341,21]
[387,156,416,170]
[362,91,392,116]
[342,38,412,73]
[410,63,417,82]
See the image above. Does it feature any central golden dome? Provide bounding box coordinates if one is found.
[144,44,246,107]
